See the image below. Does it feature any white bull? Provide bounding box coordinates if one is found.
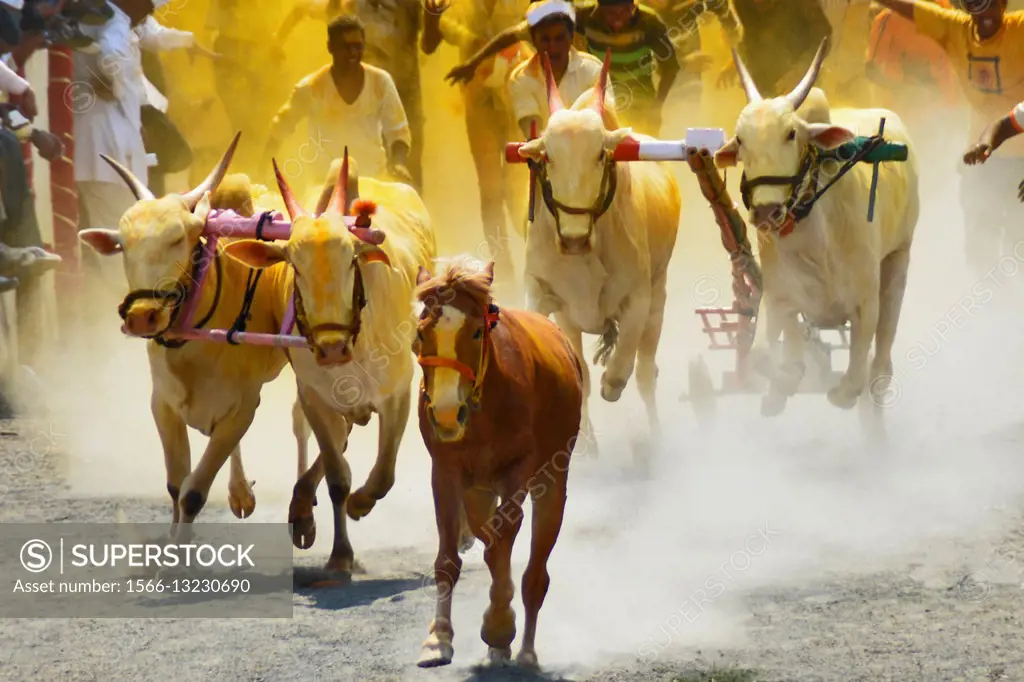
[713,39,920,417]
[515,55,682,447]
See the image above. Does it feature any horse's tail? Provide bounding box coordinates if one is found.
[592,319,619,367]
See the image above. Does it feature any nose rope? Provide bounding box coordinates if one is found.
[118,241,223,349]
[741,132,889,237]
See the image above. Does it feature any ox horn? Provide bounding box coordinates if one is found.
[327,147,349,216]
[589,48,612,117]
[541,51,565,114]
[100,154,155,202]
[272,158,308,220]
[181,131,241,210]
[730,47,762,104]
[785,37,830,111]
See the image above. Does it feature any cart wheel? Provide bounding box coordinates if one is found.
[688,355,717,427]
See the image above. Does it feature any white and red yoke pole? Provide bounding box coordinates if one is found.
[504,127,727,164]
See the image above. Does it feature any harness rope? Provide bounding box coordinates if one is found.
[739,132,888,237]
[118,240,223,349]
[530,152,618,238]
[291,260,367,349]
[118,211,279,349]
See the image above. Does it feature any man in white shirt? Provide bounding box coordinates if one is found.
[507,0,615,138]
[264,14,412,189]
[73,0,199,295]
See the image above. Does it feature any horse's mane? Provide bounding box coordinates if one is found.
[415,255,493,311]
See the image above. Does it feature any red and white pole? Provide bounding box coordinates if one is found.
[505,128,727,164]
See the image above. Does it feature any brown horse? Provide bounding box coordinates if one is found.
[413,256,584,670]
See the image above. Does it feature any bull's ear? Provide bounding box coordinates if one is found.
[221,240,288,269]
[714,137,739,168]
[603,127,633,150]
[517,137,545,162]
[188,191,212,238]
[806,123,856,150]
[356,242,392,267]
[416,265,432,286]
[192,190,212,222]
[482,260,495,285]
[79,228,123,255]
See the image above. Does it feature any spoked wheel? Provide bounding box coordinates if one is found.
[687,354,717,428]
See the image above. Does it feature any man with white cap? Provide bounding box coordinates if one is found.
[507,0,614,138]
[72,0,214,298]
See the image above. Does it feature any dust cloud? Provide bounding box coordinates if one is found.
[19,5,1024,676]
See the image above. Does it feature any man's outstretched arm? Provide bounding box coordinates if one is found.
[870,0,917,21]
[964,105,1024,165]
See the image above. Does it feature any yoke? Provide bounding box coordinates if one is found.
[119,208,368,349]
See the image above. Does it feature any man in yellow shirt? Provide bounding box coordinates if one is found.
[872,0,1024,274]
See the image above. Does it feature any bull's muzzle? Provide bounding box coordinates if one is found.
[313,332,354,367]
[558,234,593,255]
[124,303,170,337]
[751,203,787,232]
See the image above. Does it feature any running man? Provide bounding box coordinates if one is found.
[872,0,1024,274]
[444,0,684,135]
[264,15,413,188]
[507,0,614,137]
[275,0,427,191]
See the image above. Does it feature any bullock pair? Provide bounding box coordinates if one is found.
[513,38,919,426]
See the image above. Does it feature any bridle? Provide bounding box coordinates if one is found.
[417,301,501,411]
[291,258,367,349]
[739,132,887,238]
[739,146,822,238]
[530,150,618,244]
[117,240,223,349]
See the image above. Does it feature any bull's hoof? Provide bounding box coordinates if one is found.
[577,418,600,458]
[515,648,540,670]
[827,383,861,410]
[776,362,805,396]
[345,488,377,520]
[228,479,256,519]
[295,565,352,589]
[600,375,627,402]
[749,346,775,379]
[291,515,316,550]
[458,531,476,554]
[487,647,513,665]
[761,391,787,417]
[325,554,355,574]
[417,635,454,667]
